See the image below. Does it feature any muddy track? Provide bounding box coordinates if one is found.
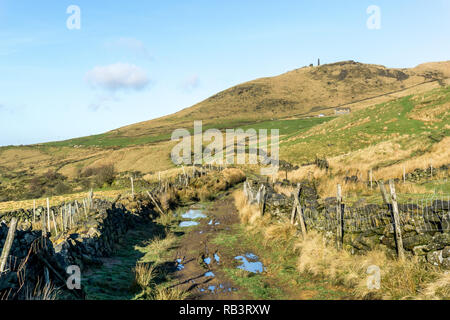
[82,188,350,300]
[171,191,245,300]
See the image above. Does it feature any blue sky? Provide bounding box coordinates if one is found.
[0,0,449,146]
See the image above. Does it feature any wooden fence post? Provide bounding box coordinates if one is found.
[60,207,64,233]
[259,185,267,217]
[89,189,94,209]
[41,206,47,236]
[336,184,343,250]
[51,210,58,237]
[243,180,248,200]
[292,185,307,237]
[389,180,405,261]
[403,166,406,184]
[46,198,51,232]
[130,176,135,198]
[33,200,36,224]
[0,217,18,273]
[147,191,165,216]
[378,181,390,205]
[247,181,254,203]
[83,199,87,218]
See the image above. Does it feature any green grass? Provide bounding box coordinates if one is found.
[239,117,335,139]
[41,116,335,149]
[280,86,450,164]
[83,221,176,300]
[213,224,350,300]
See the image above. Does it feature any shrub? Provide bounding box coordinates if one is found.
[93,164,116,187]
[54,181,71,195]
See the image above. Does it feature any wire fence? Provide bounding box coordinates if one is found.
[301,199,450,234]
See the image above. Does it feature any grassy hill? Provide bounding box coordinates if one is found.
[277,85,450,198]
[44,60,450,148]
[0,60,449,202]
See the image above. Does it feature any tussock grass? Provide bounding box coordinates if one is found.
[262,221,297,246]
[158,189,179,211]
[274,184,295,197]
[146,234,177,254]
[222,168,246,185]
[155,211,177,226]
[24,281,59,301]
[153,287,190,300]
[233,190,263,226]
[420,272,450,300]
[233,189,449,300]
[294,231,445,300]
[134,263,156,289]
[233,190,291,244]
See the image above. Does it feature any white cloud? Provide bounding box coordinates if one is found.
[181,75,200,92]
[85,63,150,91]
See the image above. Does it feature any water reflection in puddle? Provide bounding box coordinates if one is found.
[208,219,220,226]
[203,253,220,266]
[176,259,184,271]
[179,221,199,228]
[235,253,265,273]
[182,209,207,220]
[179,209,206,228]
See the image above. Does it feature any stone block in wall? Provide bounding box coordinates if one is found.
[412,245,428,256]
[380,235,396,250]
[433,200,449,211]
[425,233,450,252]
[403,234,433,250]
[426,250,445,267]
[443,246,450,258]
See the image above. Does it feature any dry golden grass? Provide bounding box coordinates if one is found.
[273,184,295,197]
[153,287,190,300]
[233,190,292,245]
[409,101,449,123]
[375,137,450,180]
[114,61,440,139]
[222,168,246,185]
[155,211,177,226]
[233,188,449,300]
[134,263,156,289]
[143,167,185,183]
[158,189,179,211]
[294,231,445,300]
[419,272,450,300]
[281,165,327,183]
[24,281,59,301]
[146,234,177,254]
[0,189,124,213]
[233,190,262,225]
[262,220,297,246]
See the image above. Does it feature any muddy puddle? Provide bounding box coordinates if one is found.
[203,253,220,266]
[179,208,207,228]
[235,253,266,273]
